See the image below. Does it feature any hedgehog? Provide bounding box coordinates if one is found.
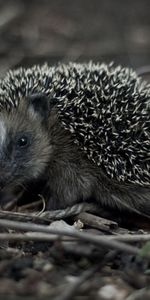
[0,62,149,213]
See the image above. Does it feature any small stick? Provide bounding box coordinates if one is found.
[0,232,74,242]
[0,232,149,243]
[76,212,118,232]
[0,210,49,224]
[107,234,150,242]
[18,198,44,211]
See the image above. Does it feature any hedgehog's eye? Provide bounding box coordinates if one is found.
[17,136,29,148]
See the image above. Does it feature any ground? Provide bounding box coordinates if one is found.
[0,0,150,299]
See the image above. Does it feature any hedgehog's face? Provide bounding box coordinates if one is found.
[0,94,52,191]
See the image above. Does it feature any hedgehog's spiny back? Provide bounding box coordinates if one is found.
[0,62,150,185]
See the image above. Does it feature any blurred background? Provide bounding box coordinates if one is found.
[0,0,149,77]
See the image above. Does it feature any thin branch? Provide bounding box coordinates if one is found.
[107,234,150,242]
[18,198,44,211]
[76,212,118,233]
[0,232,149,243]
[0,210,49,224]
[0,232,73,242]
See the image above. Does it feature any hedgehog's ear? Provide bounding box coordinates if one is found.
[28,93,50,121]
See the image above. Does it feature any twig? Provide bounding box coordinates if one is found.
[0,232,73,242]
[107,234,150,242]
[0,232,149,243]
[36,194,46,215]
[18,198,44,211]
[76,212,118,233]
[0,210,49,224]
[0,218,147,257]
